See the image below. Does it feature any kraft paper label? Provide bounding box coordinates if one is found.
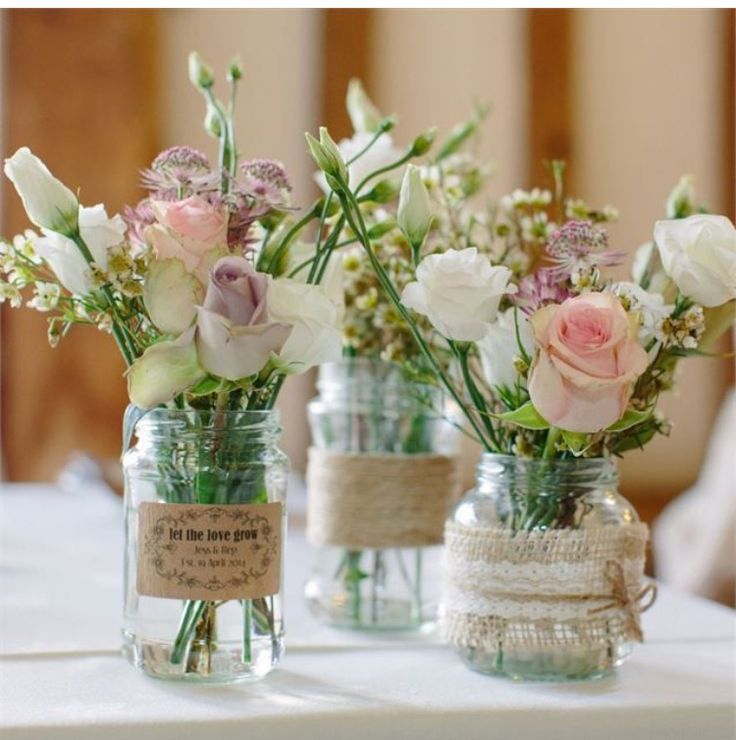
[137,502,282,601]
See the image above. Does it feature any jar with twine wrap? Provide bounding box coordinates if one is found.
[443,454,656,681]
[304,359,460,630]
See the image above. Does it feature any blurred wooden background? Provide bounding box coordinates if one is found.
[1,9,734,530]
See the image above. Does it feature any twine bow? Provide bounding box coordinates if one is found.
[588,560,657,642]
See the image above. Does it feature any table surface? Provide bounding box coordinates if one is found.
[1,479,734,740]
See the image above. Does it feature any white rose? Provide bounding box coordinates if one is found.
[4,147,79,235]
[401,247,515,341]
[477,308,533,389]
[610,281,672,346]
[654,215,736,307]
[315,132,402,194]
[31,205,126,295]
[267,277,343,373]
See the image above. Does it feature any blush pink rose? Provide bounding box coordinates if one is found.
[195,257,291,381]
[527,292,648,433]
[145,195,228,282]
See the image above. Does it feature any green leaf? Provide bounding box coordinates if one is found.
[561,430,591,457]
[187,375,222,397]
[494,401,550,430]
[606,408,652,433]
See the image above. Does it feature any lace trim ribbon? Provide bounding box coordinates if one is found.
[442,521,656,649]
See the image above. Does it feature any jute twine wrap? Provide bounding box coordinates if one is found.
[306,447,460,549]
[442,521,656,649]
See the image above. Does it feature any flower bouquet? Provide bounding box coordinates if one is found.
[302,83,479,630]
[2,53,344,682]
[309,113,735,679]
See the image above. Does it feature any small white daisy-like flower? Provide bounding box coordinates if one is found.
[0,282,22,308]
[27,281,61,312]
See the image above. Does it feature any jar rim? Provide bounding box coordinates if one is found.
[129,406,281,433]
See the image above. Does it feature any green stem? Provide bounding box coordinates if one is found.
[69,232,136,365]
[242,600,252,663]
[336,182,492,450]
[543,427,561,459]
[355,150,414,195]
[260,209,316,274]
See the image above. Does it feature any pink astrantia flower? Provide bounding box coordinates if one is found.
[527,292,648,433]
[141,146,219,200]
[545,220,623,278]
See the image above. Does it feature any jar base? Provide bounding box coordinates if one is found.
[305,591,436,633]
[457,641,633,682]
[122,630,283,683]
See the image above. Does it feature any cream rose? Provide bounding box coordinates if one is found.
[145,195,228,283]
[527,292,648,433]
[401,247,515,341]
[654,215,736,307]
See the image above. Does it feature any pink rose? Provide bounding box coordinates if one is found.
[146,195,228,282]
[195,257,291,380]
[527,292,648,432]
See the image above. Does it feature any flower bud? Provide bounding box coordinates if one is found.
[4,148,79,235]
[665,174,695,219]
[367,219,396,240]
[410,128,437,157]
[362,179,400,204]
[398,164,432,255]
[346,78,383,134]
[319,127,349,183]
[227,56,243,82]
[188,51,214,90]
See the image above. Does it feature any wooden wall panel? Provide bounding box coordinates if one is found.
[527,9,573,189]
[1,9,159,481]
[322,9,375,139]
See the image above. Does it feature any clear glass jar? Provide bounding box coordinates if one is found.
[445,454,648,682]
[305,358,458,631]
[122,408,288,683]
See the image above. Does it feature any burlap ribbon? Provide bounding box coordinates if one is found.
[442,521,656,649]
[306,447,460,549]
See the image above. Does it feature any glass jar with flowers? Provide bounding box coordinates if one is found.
[2,52,344,682]
[312,122,735,680]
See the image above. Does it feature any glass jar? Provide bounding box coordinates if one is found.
[304,358,458,631]
[444,454,651,682]
[122,408,288,683]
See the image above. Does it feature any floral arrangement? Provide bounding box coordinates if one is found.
[308,115,736,464]
[1,52,345,676]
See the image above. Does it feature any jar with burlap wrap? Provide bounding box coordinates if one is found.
[305,359,460,630]
[443,454,656,681]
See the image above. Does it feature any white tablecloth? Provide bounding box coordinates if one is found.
[1,480,734,739]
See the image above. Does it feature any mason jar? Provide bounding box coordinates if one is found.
[304,358,459,631]
[122,408,288,683]
[443,454,654,681]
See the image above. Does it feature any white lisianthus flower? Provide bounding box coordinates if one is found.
[401,247,516,341]
[631,241,671,296]
[315,132,402,194]
[346,78,383,134]
[27,281,61,312]
[267,277,343,373]
[477,308,533,389]
[4,148,79,235]
[654,215,736,307]
[610,281,672,346]
[31,205,126,295]
[398,164,432,251]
